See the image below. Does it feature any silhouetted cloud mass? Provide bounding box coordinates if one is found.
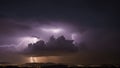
[23,36,78,56]
[0,0,120,64]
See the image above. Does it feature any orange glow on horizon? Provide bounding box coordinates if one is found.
[29,56,61,63]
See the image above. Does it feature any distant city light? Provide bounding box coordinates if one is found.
[30,57,37,63]
[29,56,60,63]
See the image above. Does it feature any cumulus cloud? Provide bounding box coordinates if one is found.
[22,35,79,56]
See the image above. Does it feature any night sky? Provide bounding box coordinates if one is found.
[0,0,120,64]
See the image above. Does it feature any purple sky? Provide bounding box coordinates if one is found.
[0,0,120,64]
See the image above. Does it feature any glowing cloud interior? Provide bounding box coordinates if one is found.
[41,28,63,33]
[16,36,40,50]
[22,37,39,44]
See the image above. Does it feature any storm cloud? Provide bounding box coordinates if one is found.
[0,0,120,64]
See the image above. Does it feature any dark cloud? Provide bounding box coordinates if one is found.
[22,36,78,56]
[0,0,120,64]
[81,28,120,51]
[0,19,31,35]
[0,19,33,45]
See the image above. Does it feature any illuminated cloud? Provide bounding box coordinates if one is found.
[16,36,40,50]
[21,35,79,56]
[41,28,63,34]
[0,0,120,64]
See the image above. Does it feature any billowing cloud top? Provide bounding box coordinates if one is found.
[0,0,120,64]
[22,35,79,56]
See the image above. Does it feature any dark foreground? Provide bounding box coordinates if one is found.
[0,63,119,68]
